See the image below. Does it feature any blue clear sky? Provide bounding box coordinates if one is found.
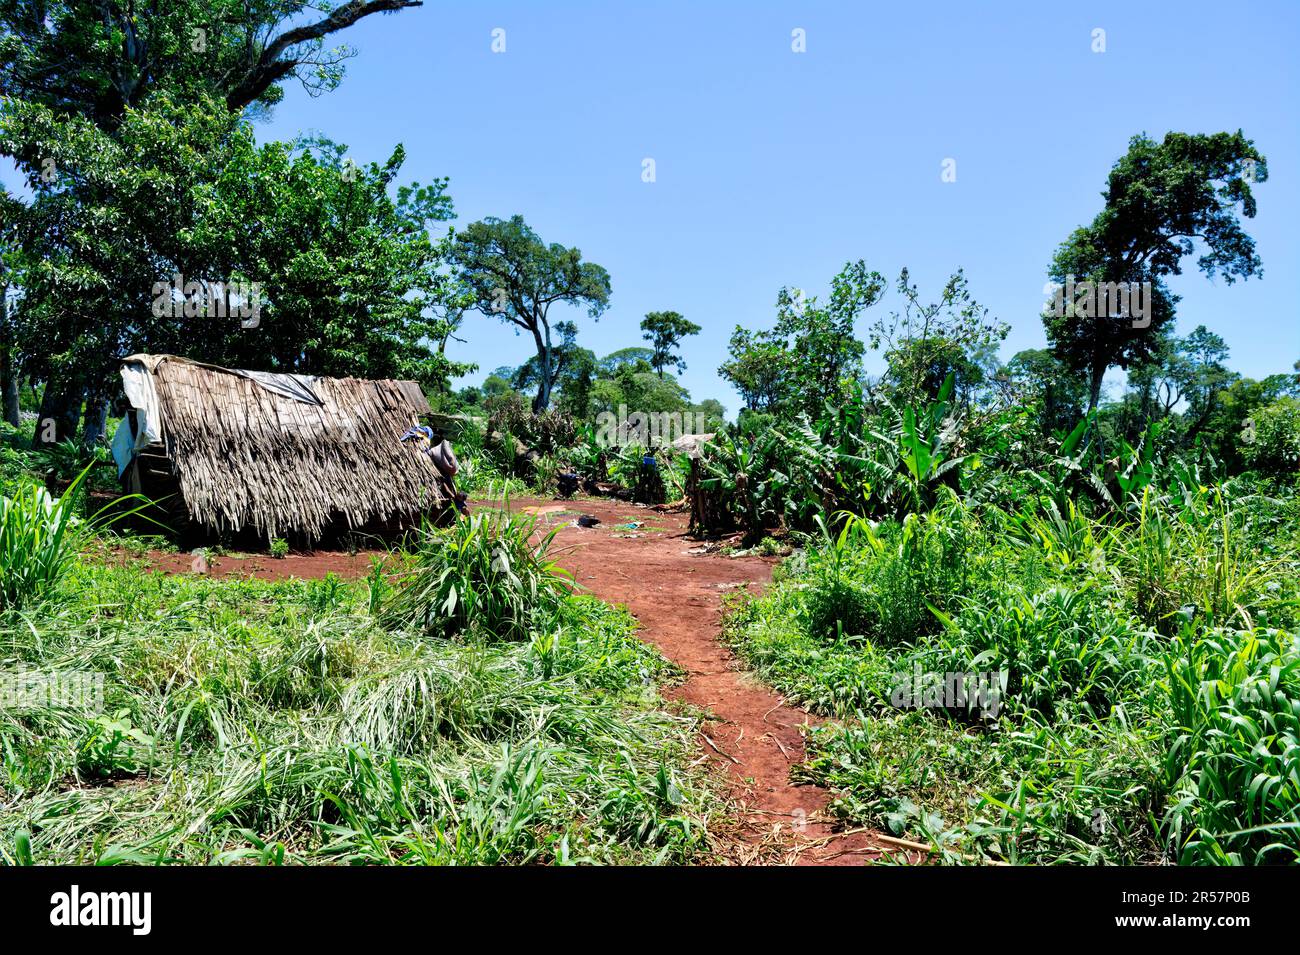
[29,2,1300,411]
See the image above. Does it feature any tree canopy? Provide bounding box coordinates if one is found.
[451,215,611,411]
[1043,131,1266,414]
[640,310,700,378]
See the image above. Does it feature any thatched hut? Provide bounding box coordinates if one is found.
[110,354,449,543]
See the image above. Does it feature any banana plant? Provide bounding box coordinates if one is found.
[1114,419,1163,500]
[700,422,778,539]
[882,372,966,512]
[1023,412,1113,511]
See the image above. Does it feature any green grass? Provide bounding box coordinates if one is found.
[724,482,1300,865]
[0,525,720,865]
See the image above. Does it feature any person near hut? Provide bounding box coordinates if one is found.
[400,425,469,516]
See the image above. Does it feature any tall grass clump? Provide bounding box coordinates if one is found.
[1161,624,1300,864]
[382,508,572,641]
[800,497,975,647]
[0,468,95,612]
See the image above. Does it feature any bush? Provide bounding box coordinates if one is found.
[1243,396,1300,479]
[485,394,577,457]
[801,506,973,647]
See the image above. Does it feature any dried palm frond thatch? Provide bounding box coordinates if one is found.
[119,355,445,542]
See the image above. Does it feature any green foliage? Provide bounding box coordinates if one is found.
[1006,348,1088,438]
[699,422,779,539]
[868,268,1008,411]
[922,586,1151,721]
[1162,625,1300,864]
[452,216,611,411]
[1,95,467,438]
[640,311,701,378]
[0,467,108,612]
[79,709,156,779]
[724,469,1300,865]
[1043,131,1267,412]
[0,539,714,865]
[720,260,885,418]
[382,510,571,642]
[0,0,422,121]
[1243,396,1300,478]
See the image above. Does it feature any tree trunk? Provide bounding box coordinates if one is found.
[1086,360,1106,417]
[0,283,19,427]
[81,389,109,448]
[531,323,553,412]
[0,363,17,427]
[33,377,82,448]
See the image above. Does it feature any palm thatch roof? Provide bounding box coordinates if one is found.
[116,354,446,541]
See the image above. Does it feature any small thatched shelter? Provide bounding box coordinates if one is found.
[111,354,448,542]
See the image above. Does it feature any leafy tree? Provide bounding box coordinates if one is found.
[590,365,691,417]
[1,93,242,442]
[598,347,654,376]
[1,0,430,442]
[721,260,885,418]
[718,326,790,413]
[0,0,424,124]
[640,310,700,378]
[1202,371,1299,472]
[1006,348,1088,438]
[869,268,1007,410]
[1174,326,1235,440]
[1,96,465,443]
[1243,397,1300,478]
[194,135,467,385]
[481,373,517,400]
[511,321,598,419]
[1044,131,1267,414]
[451,215,611,411]
[1124,326,1234,442]
[692,398,726,430]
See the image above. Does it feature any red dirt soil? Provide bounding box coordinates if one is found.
[135,496,902,865]
[140,548,385,581]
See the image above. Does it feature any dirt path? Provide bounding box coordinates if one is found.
[492,496,896,865]
[136,496,898,865]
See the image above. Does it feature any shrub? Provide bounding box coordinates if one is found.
[485,394,577,457]
[78,709,156,779]
[1243,396,1300,479]
[801,505,974,647]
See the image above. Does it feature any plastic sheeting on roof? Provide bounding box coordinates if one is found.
[237,369,322,406]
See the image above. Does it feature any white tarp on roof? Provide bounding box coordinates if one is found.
[238,369,322,406]
[670,432,715,459]
[112,354,323,476]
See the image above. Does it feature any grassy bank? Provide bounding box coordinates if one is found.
[724,480,1300,864]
